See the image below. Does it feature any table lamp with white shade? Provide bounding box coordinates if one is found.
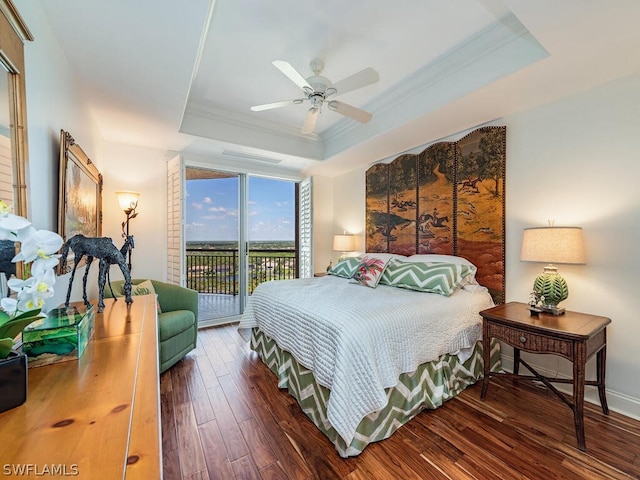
[520,225,586,315]
[333,233,355,260]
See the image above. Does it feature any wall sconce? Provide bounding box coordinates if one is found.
[332,233,355,262]
[116,191,140,272]
[520,225,585,315]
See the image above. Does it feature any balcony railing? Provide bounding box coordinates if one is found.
[186,248,297,295]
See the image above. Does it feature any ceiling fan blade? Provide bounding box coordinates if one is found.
[251,98,304,112]
[301,108,319,134]
[329,67,379,97]
[273,60,312,92]
[327,101,372,123]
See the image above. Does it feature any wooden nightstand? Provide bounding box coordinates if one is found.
[480,301,611,451]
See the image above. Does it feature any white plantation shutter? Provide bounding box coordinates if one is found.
[298,176,313,278]
[0,135,13,204]
[167,155,185,285]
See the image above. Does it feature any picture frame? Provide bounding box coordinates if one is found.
[58,130,102,272]
[0,0,32,282]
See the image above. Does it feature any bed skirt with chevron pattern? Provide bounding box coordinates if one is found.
[250,327,501,457]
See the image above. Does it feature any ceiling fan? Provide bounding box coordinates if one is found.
[250,58,379,134]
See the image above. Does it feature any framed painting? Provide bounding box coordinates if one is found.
[58,130,102,272]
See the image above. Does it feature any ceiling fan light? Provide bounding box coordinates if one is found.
[310,96,323,110]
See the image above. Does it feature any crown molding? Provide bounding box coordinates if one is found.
[181,104,324,160]
[322,12,548,156]
[181,13,547,164]
[0,0,33,42]
[181,150,305,181]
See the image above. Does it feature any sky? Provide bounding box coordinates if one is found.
[186,175,295,242]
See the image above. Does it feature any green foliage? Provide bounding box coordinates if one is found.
[0,308,42,359]
[0,337,13,359]
[186,247,297,295]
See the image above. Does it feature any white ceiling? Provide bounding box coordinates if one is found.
[37,0,640,177]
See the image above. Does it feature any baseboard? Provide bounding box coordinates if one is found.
[500,354,640,421]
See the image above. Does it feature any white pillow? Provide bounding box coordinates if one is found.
[364,252,407,262]
[406,254,478,285]
[406,254,472,265]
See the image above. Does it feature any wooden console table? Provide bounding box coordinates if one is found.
[480,301,611,451]
[0,295,161,479]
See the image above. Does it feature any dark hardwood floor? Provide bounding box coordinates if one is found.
[161,324,640,479]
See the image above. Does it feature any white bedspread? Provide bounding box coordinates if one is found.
[237,275,493,445]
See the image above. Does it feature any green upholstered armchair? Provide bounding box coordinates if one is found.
[105,278,198,373]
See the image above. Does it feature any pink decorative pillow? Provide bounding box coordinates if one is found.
[351,255,391,288]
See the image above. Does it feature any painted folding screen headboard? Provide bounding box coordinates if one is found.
[365,126,506,304]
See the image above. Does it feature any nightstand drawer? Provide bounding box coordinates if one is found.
[487,322,573,358]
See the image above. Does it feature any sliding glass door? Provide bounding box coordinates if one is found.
[184,168,297,325]
[185,168,242,323]
[247,176,296,293]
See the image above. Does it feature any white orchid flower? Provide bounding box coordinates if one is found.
[28,262,57,294]
[0,202,61,323]
[7,275,34,292]
[10,273,53,312]
[16,292,47,312]
[1,297,17,316]
[31,256,61,278]
[12,227,63,263]
[0,211,31,241]
[0,199,30,226]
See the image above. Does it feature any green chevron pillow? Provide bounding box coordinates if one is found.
[327,257,361,278]
[380,260,476,296]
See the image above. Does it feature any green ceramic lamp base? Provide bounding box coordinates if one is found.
[531,265,569,315]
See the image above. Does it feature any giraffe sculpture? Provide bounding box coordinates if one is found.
[61,234,133,312]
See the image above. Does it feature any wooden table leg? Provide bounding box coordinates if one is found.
[513,347,521,375]
[597,345,609,414]
[481,320,490,400]
[573,344,587,451]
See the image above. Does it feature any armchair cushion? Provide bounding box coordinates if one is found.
[158,310,196,342]
[105,278,198,373]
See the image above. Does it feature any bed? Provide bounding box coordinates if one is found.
[237,254,501,457]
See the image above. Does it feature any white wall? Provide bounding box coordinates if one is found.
[17,1,102,307]
[505,71,640,417]
[328,71,640,419]
[17,1,102,230]
[16,1,169,306]
[100,142,169,283]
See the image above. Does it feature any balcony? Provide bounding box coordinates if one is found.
[186,248,297,322]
